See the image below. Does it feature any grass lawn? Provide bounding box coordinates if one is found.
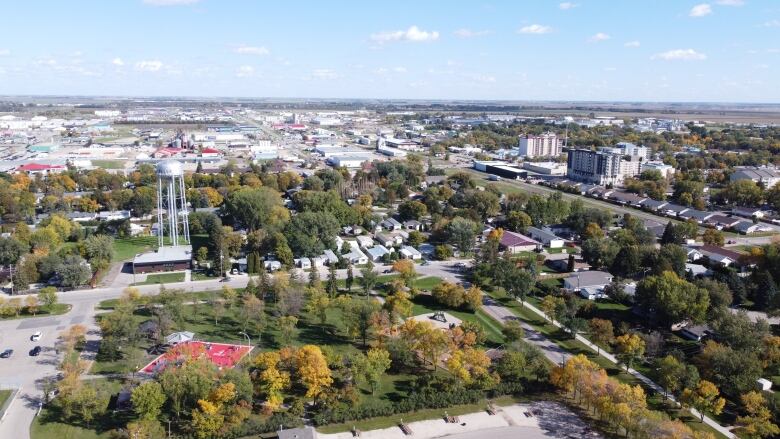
[30,378,127,439]
[91,160,124,169]
[132,272,185,286]
[192,270,220,281]
[411,294,504,345]
[0,303,71,321]
[317,395,525,434]
[0,389,11,409]
[113,236,158,261]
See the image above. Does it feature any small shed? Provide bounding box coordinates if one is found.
[757,378,773,392]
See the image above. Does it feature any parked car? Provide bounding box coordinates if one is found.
[30,346,42,357]
[0,349,13,358]
[383,269,392,274]
[31,331,42,342]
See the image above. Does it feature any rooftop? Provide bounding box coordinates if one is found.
[133,245,192,265]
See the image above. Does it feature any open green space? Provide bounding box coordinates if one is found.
[487,289,727,438]
[112,236,158,261]
[0,303,71,321]
[132,272,185,286]
[411,294,504,345]
[30,378,126,439]
[0,389,11,410]
[90,160,124,169]
[317,394,524,434]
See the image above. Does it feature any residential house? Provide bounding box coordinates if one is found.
[678,209,714,224]
[399,246,422,260]
[342,241,369,265]
[295,258,312,269]
[356,235,374,249]
[499,231,541,253]
[375,233,402,248]
[704,215,740,230]
[663,204,690,217]
[679,324,713,342]
[366,245,391,262]
[733,220,762,235]
[404,220,422,231]
[640,199,669,212]
[696,245,744,267]
[732,206,766,220]
[686,263,712,278]
[322,249,339,266]
[563,271,613,292]
[608,191,647,207]
[381,218,402,231]
[527,227,566,249]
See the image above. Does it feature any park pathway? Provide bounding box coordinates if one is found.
[480,295,736,439]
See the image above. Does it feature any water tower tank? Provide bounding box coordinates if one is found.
[156,160,184,177]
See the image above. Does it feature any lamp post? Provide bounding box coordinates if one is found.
[239,331,251,348]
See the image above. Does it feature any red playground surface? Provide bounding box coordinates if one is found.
[140,341,253,374]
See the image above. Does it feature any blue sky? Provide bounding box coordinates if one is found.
[0,0,778,102]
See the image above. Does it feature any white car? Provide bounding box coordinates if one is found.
[31,331,42,342]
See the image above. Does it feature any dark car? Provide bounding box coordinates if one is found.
[0,349,12,358]
[30,346,42,357]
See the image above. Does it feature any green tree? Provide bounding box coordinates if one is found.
[656,355,686,398]
[446,217,479,253]
[284,211,340,257]
[506,211,532,233]
[398,200,427,221]
[326,262,338,298]
[345,262,354,292]
[131,381,166,420]
[224,186,287,231]
[588,318,614,355]
[57,255,92,288]
[358,262,378,297]
[635,271,709,327]
[38,287,58,311]
[681,379,726,422]
[615,333,645,371]
[82,234,114,273]
[702,228,725,246]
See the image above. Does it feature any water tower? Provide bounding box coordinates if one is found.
[156,160,190,247]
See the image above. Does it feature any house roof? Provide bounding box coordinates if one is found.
[17,163,65,171]
[564,271,613,288]
[201,147,221,154]
[698,245,743,262]
[706,215,739,226]
[500,231,540,248]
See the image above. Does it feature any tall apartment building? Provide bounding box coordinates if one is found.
[567,148,635,186]
[518,132,563,158]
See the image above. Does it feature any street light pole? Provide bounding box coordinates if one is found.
[239,331,251,348]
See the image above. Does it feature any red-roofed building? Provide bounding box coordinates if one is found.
[200,147,221,158]
[153,147,184,159]
[499,230,541,253]
[16,163,65,176]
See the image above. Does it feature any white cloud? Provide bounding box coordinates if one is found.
[111,57,124,66]
[689,3,713,17]
[716,0,744,5]
[233,45,270,56]
[135,60,164,72]
[518,24,553,34]
[370,26,439,43]
[589,32,610,42]
[236,66,254,77]
[0,49,10,56]
[142,0,199,5]
[624,41,641,48]
[311,68,338,79]
[651,49,707,61]
[454,28,491,38]
[392,66,407,73]
[762,20,780,27]
[559,2,579,10]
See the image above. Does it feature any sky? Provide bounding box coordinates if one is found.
[0,0,779,102]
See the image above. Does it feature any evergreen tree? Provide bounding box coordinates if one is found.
[309,264,321,289]
[326,262,338,298]
[346,262,354,292]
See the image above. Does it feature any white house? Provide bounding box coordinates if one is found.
[563,271,613,292]
[366,245,391,262]
[399,246,422,260]
[381,218,403,231]
[356,235,374,249]
[527,227,565,249]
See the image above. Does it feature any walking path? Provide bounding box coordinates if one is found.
[480,296,735,438]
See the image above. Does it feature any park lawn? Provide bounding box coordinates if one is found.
[132,272,185,286]
[316,395,525,434]
[0,389,11,409]
[487,289,728,439]
[192,270,220,281]
[412,276,443,291]
[411,294,504,345]
[0,303,71,321]
[30,378,127,439]
[90,160,124,169]
[113,236,158,261]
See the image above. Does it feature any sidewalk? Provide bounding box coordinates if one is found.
[480,296,735,438]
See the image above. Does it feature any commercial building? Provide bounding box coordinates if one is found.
[473,161,527,180]
[329,155,370,168]
[522,161,566,176]
[499,231,541,253]
[517,133,562,158]
[641,161,675,178]
[601,142,649,161]
[132,246,192,274]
